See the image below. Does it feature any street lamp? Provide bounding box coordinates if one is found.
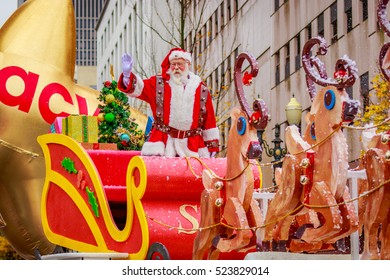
[258,95,302,185]
[285,94,302,128]
[260,123,287,167]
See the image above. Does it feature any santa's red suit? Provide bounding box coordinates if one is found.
[118,48,219,158]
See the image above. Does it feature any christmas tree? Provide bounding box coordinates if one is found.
[97,80,144,150]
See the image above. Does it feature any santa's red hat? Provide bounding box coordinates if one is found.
[161,48,192,80]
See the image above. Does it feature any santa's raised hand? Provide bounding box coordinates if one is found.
[122,53,133,86]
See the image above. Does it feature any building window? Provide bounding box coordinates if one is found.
[203,25,207,49]
[295,35,301,71]
[226,56,232,86]
[227,0,232,19]
[214,12,219,38]
[215,66,219,92]
[197,31,202,52]
[306,23,312,40]
[285,44,290,78]
[318,13,324,37]
[220,3,225,30]
[361,0,368,21]
[345,0,353,33]
[331,2,338,43]
[360,72,369,110]
[221,60,225,88]
[208,17,213,44]
[274,0,279,12]
[275,51,280,85]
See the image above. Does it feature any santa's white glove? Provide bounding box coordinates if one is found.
[122,53,133,87]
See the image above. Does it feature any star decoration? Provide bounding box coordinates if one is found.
[0,0,98,259]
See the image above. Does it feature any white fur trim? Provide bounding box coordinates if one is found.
[169,50,192,63]
[127,74,144,98]
[203,127,220,141]
[168,72,201,130]
[198,147,211,158]
[141,141,165,156]
[165,136,202,157]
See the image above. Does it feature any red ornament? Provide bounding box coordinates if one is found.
[334,70,347,81]
[242,71,253,86]
[250,111,262,124]
[104,81,112,87]
[121,140,128,147]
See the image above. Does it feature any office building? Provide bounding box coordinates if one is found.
[72,0,104,89]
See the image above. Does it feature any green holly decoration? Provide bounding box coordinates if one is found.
[61,157,78,174]
[86,187,99,218]
[97,80,145,150]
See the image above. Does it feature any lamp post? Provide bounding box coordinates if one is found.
[259,123,287,167]
[285,94,303,128]
[258,95,302,185]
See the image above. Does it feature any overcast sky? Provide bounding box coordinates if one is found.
[0,0,18,27]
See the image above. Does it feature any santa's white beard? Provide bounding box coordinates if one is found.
[168,67,190,85]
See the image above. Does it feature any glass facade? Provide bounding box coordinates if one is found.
[72,0,104,66]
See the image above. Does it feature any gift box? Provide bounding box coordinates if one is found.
[49,116,64,133]
[62,115,98,143]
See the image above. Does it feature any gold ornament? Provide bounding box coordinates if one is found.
[97,113,105,122]
[381,134,390,144]
[105,94,115,104]
[137,138,145,148]
[385,150,390,161]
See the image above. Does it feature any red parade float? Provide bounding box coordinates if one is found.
[37,52,268,260]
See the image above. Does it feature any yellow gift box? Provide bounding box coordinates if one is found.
[62,115,98,143]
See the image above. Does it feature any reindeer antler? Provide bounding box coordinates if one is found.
[302,37,357,101]
[378,0,390,37]
[378,0,390,81]
[234,52,269,130]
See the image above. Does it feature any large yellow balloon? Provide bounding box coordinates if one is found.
[0,0,145,259]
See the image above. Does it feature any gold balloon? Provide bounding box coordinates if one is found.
[0,0,147,259]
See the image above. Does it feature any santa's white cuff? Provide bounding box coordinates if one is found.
[141,141,165,156]
[202,127,220,141]
[127,74,144,98]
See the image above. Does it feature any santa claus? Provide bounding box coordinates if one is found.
[118,48,219,158]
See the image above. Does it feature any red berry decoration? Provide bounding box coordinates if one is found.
[250,111,261,124]
[243,71,253,86]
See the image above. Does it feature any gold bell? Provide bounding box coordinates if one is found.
[215,198,224,207]
[214,181,224,191]
[300,175,310,185]
[381,134,390,144]
[385,151,390,161]
[300,158,311,168]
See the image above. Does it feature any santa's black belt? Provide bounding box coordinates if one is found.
[154,122,202,139]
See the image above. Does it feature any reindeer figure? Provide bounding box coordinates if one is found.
[192,53,269,260]
[360,0,390,260]
[262,37,360,252]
